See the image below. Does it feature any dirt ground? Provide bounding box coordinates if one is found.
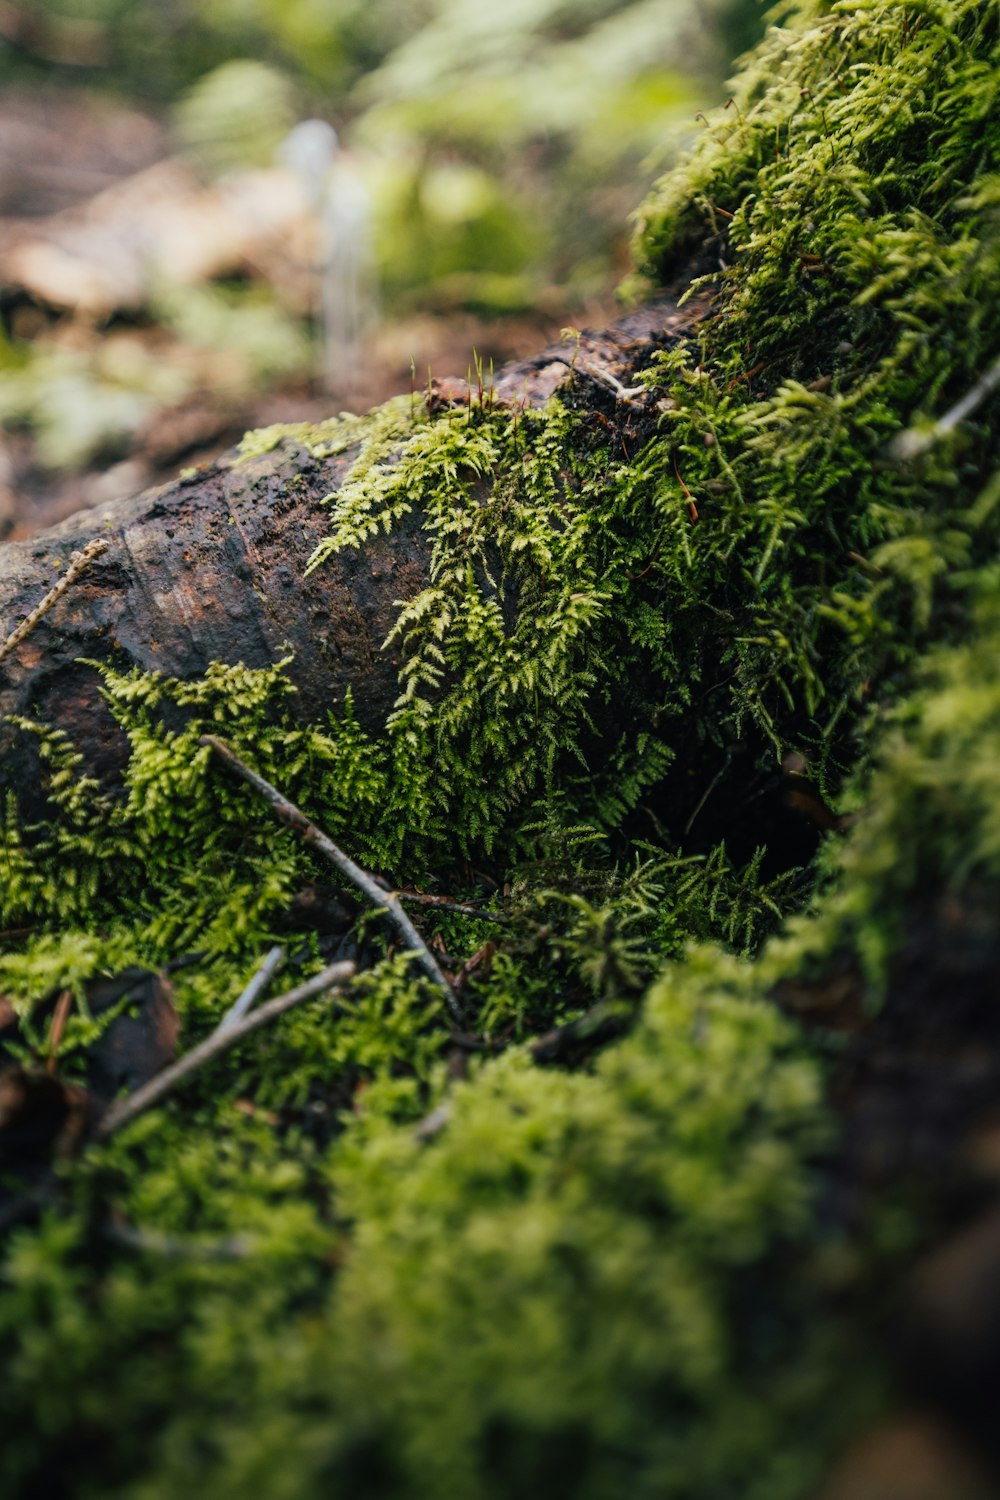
[0,86,614,542]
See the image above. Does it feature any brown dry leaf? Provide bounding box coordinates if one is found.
[453,940,497,994]
[1,159,314,316]
[0,1063,90,1168]
[44,988,73,1074]
[816,1415,998,1500]
[0,90,161,219]
[771,958,867,1033]
[0,967,178,1174]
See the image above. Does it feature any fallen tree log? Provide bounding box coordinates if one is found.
[0,297,693,810]
[3,6,1000,1500]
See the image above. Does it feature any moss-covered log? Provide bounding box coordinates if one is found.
[0,299,692,809]
[2,4,1000,1499]
[0,424,429,799]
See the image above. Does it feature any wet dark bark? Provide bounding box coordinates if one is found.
[0,444,428,802]
[0,296,696,807]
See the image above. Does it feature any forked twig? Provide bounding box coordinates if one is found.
[0,537,108,667]
[200,735,462,1022]
[96,959,356,1140]
[215,945,285,1034]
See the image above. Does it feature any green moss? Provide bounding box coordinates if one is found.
[318,972,836,1500]
[8,574,1000,1498]
[0,950,851,1500]
[233,398,410,467]
[1,3,999,1495]
[760,571,1000,990]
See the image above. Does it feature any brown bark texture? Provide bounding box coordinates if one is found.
[0,297,693,809]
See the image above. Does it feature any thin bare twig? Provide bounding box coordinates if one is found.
[529,1000,628,1065]
[394,892,510,924]
[0,537,108,667]
[96,959,356,1140]
[550,354,646,405]
[453,940,497,995]
[105,1215,255,1261]
[890,352,1000,461]
[581,366,646,403]
[215,945,285,1034]
[683,750,733,837]
[200,735,462,1022]
[413,996,621,1140]
[413,1102,452,1142]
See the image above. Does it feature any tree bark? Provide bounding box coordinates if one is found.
[0,297,694,807]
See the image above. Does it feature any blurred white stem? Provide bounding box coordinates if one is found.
[280,120,377,396]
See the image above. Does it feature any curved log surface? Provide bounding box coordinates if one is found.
[0,296,695,806]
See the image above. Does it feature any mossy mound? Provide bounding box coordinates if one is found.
[1,2,999,1495]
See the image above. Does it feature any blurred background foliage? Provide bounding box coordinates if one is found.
[0,0,762,524]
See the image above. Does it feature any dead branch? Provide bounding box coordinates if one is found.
[529,1001,630,1065]
[96,958,356,1140]
[200,734,462,1023]
[104,1213,256,1261]
[0,298,694,814]
[394,892,511,923]
[215,945,286,1034]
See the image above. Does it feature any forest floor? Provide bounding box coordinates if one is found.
[0,86,613,541]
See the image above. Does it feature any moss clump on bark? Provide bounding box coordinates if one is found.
[8,587,1000,1498]
[2,2,1000,1495]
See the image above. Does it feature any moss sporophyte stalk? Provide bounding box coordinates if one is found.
[1,2,999,1495]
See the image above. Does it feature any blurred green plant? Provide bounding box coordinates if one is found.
[351,0,734,306]
[4,0,764,317]
[0,282,308,470]
[0,337,180,470]
[0,0,764,475]
[171,59,297,178]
